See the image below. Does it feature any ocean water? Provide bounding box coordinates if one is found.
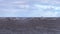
[0,18,59,34]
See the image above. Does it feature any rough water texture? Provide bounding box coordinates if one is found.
[0,17,60,34]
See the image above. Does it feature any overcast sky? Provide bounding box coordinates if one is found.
[0,0,60,17]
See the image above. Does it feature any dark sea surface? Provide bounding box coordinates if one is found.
[0,17,60,34]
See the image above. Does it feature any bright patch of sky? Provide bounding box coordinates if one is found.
[0,0,60,17]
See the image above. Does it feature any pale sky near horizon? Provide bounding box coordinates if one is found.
[0,0,60,17]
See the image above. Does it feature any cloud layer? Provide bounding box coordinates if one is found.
[0,0,60,17]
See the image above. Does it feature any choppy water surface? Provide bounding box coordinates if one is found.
[0,17,59,34]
